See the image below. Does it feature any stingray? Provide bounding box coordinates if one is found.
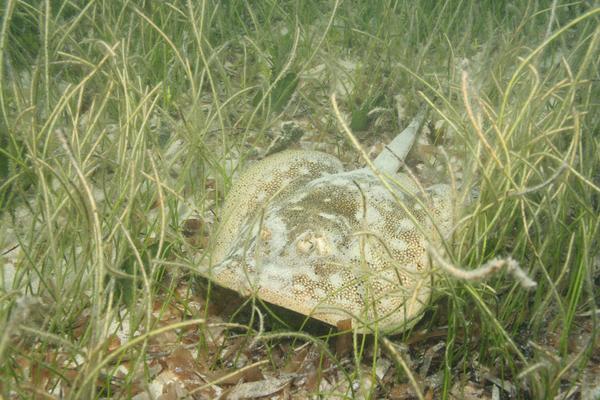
[203,108,453,333]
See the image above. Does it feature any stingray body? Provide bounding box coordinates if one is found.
[206,111,453,333]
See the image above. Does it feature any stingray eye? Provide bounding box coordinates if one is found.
[295,231,331,256]
[313,234,331,256]
[296,231,315,254]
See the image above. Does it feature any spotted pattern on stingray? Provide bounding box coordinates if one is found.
[208,151,453,333]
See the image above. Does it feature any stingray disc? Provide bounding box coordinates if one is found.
[208,150,452,333]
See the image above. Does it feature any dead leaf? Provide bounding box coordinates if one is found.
[165,347,199,382]
[149,329,179,349]
[304,368,319,393]
[420,342,445,377]
[450,381,489,400]
[203,362,265,385]
[72,310,91,339]
[283,345,309,374]
[335,319,353,358]
[219,336,248,365]
[389,383,417,400]
[158,382,180,400]
[375,357,392,381]
[226,377,291,400]
[107,334,121,352]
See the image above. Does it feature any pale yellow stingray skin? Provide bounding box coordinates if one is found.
[206,119,453,333]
